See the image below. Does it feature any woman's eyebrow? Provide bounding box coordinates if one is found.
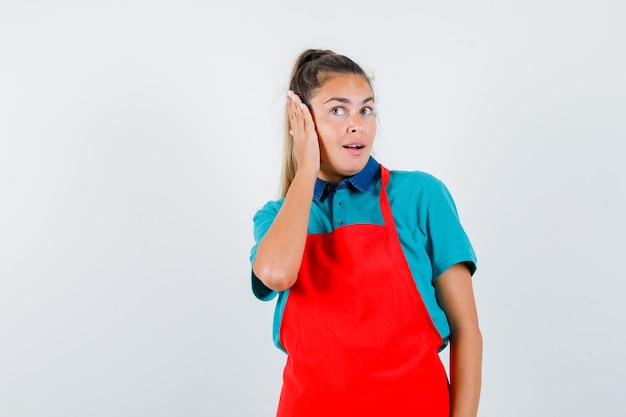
[323,97,375,105]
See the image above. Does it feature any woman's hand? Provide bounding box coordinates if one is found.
[287,91,320,177]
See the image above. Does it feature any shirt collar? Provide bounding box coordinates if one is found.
[313,156,381,202]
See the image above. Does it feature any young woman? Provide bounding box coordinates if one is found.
[250,49,482,417]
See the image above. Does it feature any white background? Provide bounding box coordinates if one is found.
[1,1,625,416]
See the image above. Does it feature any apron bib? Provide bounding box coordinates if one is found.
[277,166,450,417]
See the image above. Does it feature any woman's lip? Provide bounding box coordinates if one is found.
[343,145,366,155]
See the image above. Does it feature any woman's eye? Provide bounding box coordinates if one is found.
[361,107,374,115]
[331,107,346,116]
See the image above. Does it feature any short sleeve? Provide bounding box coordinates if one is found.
[426,181,477,280]
[250,200,284,301]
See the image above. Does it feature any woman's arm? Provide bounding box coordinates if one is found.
[252,92,319,292]
[435,263,483,417]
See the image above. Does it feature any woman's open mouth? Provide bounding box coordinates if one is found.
[343,144,366,155]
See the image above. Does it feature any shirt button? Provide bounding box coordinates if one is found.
[338,220,345,226]
[338,201,343,207]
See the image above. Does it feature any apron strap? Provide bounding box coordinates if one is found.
[379,166,395,227]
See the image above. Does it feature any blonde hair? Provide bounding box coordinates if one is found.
[279,49,372,197]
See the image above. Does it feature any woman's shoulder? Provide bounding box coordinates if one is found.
[253,198,285,222]
[388,169,444,191]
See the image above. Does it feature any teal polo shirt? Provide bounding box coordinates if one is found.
[250,157,477,352]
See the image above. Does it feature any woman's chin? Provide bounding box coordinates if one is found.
[319,160,369,183]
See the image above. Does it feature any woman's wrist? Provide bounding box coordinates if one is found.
[292,166,319,186]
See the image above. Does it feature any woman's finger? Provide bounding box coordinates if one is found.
[287,91,307,137]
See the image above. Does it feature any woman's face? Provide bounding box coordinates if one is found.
[308,73,376,184]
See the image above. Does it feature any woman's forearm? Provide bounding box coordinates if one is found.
[252,170,317,291]
[449,327,483,417]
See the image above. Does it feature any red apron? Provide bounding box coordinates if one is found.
[277,166,450,417]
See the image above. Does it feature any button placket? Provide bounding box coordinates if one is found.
[335,190,347,227]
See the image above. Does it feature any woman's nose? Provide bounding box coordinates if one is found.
[347,115,363,133]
